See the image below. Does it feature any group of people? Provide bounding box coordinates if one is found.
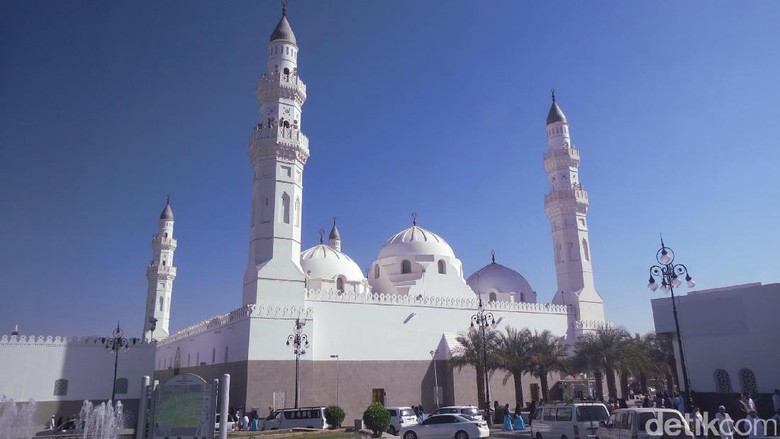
[702,390,780,439]
[412,405,426,424]
[232,408,259,431]
[500,403,527,431]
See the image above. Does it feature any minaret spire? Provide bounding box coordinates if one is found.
[145,196,178,340]
[328,217,342,251]
[244,9,308,306]
[542,94,604,327]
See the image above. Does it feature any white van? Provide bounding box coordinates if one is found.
[532,402,610,439]
[386,407,418,435]
[595,408,694,439]
[261,407,327,430]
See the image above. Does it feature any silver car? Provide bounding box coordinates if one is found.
[399,414,489,439]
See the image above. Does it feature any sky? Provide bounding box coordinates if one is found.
[1,1,779,339]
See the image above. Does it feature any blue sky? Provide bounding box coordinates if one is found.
[1,1,778,338]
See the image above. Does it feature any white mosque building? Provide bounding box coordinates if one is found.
[0,8,608,423]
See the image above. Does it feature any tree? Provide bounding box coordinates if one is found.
[451,327,501,408]
[362,403,390,437]
[497,327,532,407]
[525,330,568,402]
[572,334,606,401]
[573,327,632,400]
[324,405,345,429]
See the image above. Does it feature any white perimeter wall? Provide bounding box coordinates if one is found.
[0,336,154,403]
[651,282,780,393]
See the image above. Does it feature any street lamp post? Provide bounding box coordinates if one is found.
[429,350,440,408]
[286,318,309,408]
[330,355,340,406]
[647,238,696,413]
[104,323,129,403]
[470,295,495,426]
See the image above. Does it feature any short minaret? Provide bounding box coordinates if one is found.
[243,6,309,306]
[144,196,177,340]
[543,91,605,325]
[328,217,341,251]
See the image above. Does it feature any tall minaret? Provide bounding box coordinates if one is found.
[543,91,605,323]
[243,6,309,306]
[144,196,177,340]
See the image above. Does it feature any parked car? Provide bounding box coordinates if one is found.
[399,414,489,439]
[429,406,484,422]
[531,401,610,439]
[387,407,418,435]
[215,413,236,431]
[261,407,327,430]
[594,408,694,439]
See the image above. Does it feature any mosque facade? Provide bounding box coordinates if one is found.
[0,8,609,425]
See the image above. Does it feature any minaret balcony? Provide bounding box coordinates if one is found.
[256,72,307,104]
[543,145,580,171]
[152,235,177,249]
[544,187,589,206]
[147,265,177,277]
[250,127,309,150]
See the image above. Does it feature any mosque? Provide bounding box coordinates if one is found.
[0,7,609,424]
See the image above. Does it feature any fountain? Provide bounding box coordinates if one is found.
[78,400,125,439]
[0,396,38,439]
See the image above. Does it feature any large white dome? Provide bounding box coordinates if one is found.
[301,244,364,282]
[377,225,456,259]
[466,261,534,299]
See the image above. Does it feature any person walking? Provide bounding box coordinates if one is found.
[691,408,705,439]
[502,404,513,431]
[417,405,425,424]
[513,405,526,431]
[773,389,780,414]
[744,410,763,439]
[716,405,735,439]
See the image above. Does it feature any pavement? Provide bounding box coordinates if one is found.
[490,427,533,438]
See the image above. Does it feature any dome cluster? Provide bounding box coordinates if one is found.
[301,217,535,303]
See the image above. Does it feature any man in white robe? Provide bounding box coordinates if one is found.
[716,405,735,439]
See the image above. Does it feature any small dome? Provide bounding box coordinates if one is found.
[301,244,363,282]
[547,100,567,125]
[377,225,456,259]
[269,15,297,45]
[159,203,174,221]
[466,261,533,298]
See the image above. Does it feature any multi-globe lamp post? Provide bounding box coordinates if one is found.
[647,238,696,412]
[104,323,129,403]
[470,295,495,426]
[286,318,309,408]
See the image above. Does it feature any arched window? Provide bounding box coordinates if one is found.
[164,232,168,238]
[555,242,563,263]
[159,297,164,312]
[489,292,497,302]
[115,378,129,395]
[437,260,446,274]
[568,241,576,261]
[583,238,590,261]
[520,292,525,302]
[53,379,68,396]
[294,197,301,227]
[162,260,166,266]
[738,368,758,395]
[336,277,344,293]
[187,353,191,367]
[212,348,216,364]
[281,192,290,224]
[224,346,229,363]
[401,260,412,274]
[196,352,200,365]
[714,369,733,393]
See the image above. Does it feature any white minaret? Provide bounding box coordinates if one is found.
[243,7,309,306]
[543,91,605,324]
[144,196,177,340]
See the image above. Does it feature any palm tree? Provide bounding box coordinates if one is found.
[451,328,501,407]
[525,330,568,402]
[642,332,676,393]
[573,327,633,400]
[498,326,532,407]
[573,333,606,401]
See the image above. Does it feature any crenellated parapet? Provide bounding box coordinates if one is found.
[249,126,310,163]
[543,144,580,170]
[256,71,307,105]
[305,289,571,314]
[0,334,148,347]
[574,319,613,331]
[159,304,314,345]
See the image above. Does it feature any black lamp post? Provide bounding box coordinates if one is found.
[470,295,495,426]
[286,318,309,408]
[104,323,129,403]
[647,238,696,412]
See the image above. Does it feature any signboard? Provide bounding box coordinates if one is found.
[151,373,215,439]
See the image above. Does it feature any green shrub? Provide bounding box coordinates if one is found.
[362,402,390,437]
[324,405,345,428]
